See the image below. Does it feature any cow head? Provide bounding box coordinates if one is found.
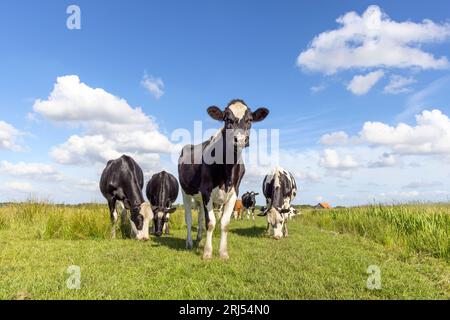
[250,191,259,202]
[152,205,177,237]
[130,202,153,241]
[263,207,290,240]
[207,99,269,150]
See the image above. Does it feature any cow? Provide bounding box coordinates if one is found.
[259,167,297,240]
[232,200,243,220]
[100,155,153,241]
[241,191,259,220]
[145,171,179,237]
[178,99,269,259]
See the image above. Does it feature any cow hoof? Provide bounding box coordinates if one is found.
[202,251,213,260]
[220,251,229,260]
[186,240,193,250]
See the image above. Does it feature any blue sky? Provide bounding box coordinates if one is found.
[1,1,450,205]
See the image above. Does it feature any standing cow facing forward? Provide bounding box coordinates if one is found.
[146,171,179,236]
[242,191,259,220]
[178,99,269,259]
[259,167,297,240]
[100,155,153,241]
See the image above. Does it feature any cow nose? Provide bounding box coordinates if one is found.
[142,237,149,241]
[155,231,162,237]
[273,235,281,240]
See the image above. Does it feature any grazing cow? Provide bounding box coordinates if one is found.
[100,155,153,241]
[241,191,259,220]
[259,167,297,240]
[178,99,269,259]
[146,171,179,237]
[233,200,243,220]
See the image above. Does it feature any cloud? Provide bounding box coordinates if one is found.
[141,73,164,99]
[397,76,450,121]
[361,109,450,155]
[347,70,385,95]
[319,149,359,170]
[0,121,24,151]
[323,109,450,156]
[368,153,397,168]
[403,180,443,189]
[297,5,450,75]
[310,84,326,94]
[33,75,178,165]
[0,161,63,181]
[320,131,350,145]
[4,181,33,192]
[384,75,417,94]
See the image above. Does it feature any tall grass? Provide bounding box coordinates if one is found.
[299,204,450,260]
[0,202,195,240]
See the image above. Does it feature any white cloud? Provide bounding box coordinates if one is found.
[0,161,63,181]
[4,181,33,193]
[403,180,443,189]
[33,75,178,165]
[368,153,397,168]
[0,121,24,151]
[297,5,450,75]
[310,84,326,94]
[320,131,350,145]
[323,109,450,156]
[347,70,384,95]
[384,75,417,94]
[141,73,164,99]
[361,109,450,155]
[319,149,359,170]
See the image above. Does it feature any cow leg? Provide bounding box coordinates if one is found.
[246,208,250,220]
[252,208,255,221]
[115,201,128,238]
[203,199,216,260]
[108,199,118,239]
[219,192,237,260]
[266,222,272,236]
[196,203,204,242]
[182,191,194,249]
[284,219,289,238]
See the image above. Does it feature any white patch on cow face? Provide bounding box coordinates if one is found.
[228,102,248,120]
[267,208,284,239]
[133,202,152,241]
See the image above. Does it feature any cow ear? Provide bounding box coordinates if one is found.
[258,207,268,216]
[254,193,259,196]
[207,106,224,121]
[280,208,290,214]
[167,207,177,214]
[252,108,269,122]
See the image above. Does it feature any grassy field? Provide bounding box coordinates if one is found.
[0,202,448,299]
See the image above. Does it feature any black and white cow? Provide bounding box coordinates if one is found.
[241,191,259,220]
[100,155,152,241]
[259,167,297,240]
[146,171,179,237]
[178,99,269,259]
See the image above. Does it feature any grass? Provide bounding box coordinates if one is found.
[0,202,448,299]
[299,204,450,260]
